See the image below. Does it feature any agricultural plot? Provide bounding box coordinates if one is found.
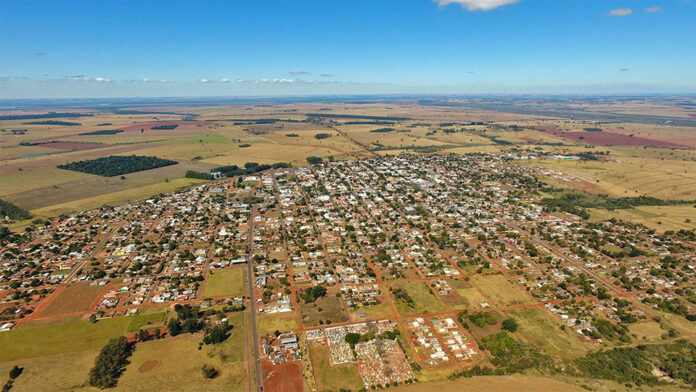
[39,282,104,316]
[203,267,245,298]
[0,349,97,392]
[469,274,534,308]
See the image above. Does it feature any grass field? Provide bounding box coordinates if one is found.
[504,307,593,358]
[392,375,587,392]
[349,302,392,320]
[448,279,489,310]
[39,283,104,316]
[256,312,299,334]
[391,281,445,316]
[308,343,362,391]
[0,316,130,362]
[203,267,245,298]
[0,349,97,392]
[300,293,348,327]
[591,205,696,232]
[126,311,166,333]
[29,177,207,217]
[469,274,535,307]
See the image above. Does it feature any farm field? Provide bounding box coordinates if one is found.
[203,267,246,298]
[469,274,535,307]
[39,283,105,317]
[590,205,696,232]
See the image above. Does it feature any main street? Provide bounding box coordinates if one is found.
[247,203,263,392]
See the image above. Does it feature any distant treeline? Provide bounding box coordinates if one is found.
[370,128,395,133]
[285,133,299,137]
[541,188,695,219]
[225,118,301,125]
[79,129,124,135]
[0,199,31,220]
[185,170,214,180]
[111,110,192,116]
[0,112,93,121]
[58,155,177,177]
[344,121,395,125]
[314,133,331,139]
[217,161,291,177]
[584,127,603,132]
[151,124,178,130]
[24,120,81,126]
[306,113,411,121]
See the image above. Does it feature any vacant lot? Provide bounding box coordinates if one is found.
[448,279,489,310]
[126,311,166,333]
[390,281,445,316]
[504,308,592,358]
[256,312,299,335]
[300,292,348,327]
[470,274,534,307]
[349,302,392,320]
[308,343,362,391]
[0,349,97,391]
[40,283,104,317]
[203,267,245,298]
[393,375,586,392]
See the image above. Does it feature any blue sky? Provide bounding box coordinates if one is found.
[1,0,695,98]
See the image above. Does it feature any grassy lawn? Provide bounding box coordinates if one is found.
[390,281,445,316]
[256,313,299,335]
[203,267,245,298]
[504,308,592,358]
[629,321,666,342]
[308,343,362,391]
[40,283,104,317]
[470,274,535,307]
[300,294,348,327]
[126,312,166,333]
[0,316,130,362]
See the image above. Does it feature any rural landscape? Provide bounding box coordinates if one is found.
[1,0,695,391]
[1,96,695,392]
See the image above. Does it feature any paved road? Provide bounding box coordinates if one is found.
[247,204,263,392]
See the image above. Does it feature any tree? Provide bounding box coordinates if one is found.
[9,365,23,379]
[202,364,219,379]
[345,333,360,349]
[88,337,133,389]
[501,318,519,332]
[168,318,182,336]
[306,156,323,165]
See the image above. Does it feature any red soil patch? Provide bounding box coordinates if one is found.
[138,360,160,373]
[688,113,696,119]
[261,359,303,392]
[121,121,218,132]
[534,127,690,148]
[35,141,103,150]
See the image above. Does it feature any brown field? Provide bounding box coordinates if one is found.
[39,283,105,316]
[261,359,304,392]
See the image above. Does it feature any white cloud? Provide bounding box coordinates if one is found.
[94,77,112,83]
[199,78,211,83]
[71,75,91,82]
[0,75,30,81]
[290,70,309,75]
[320,73,333,77]
[645,6,663,13]
[435,0,519,11]
[141,78,168,83]
[608,8,633,16]
[221,78,231,83]
[619,68,630,72]
[260,78,297,84]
